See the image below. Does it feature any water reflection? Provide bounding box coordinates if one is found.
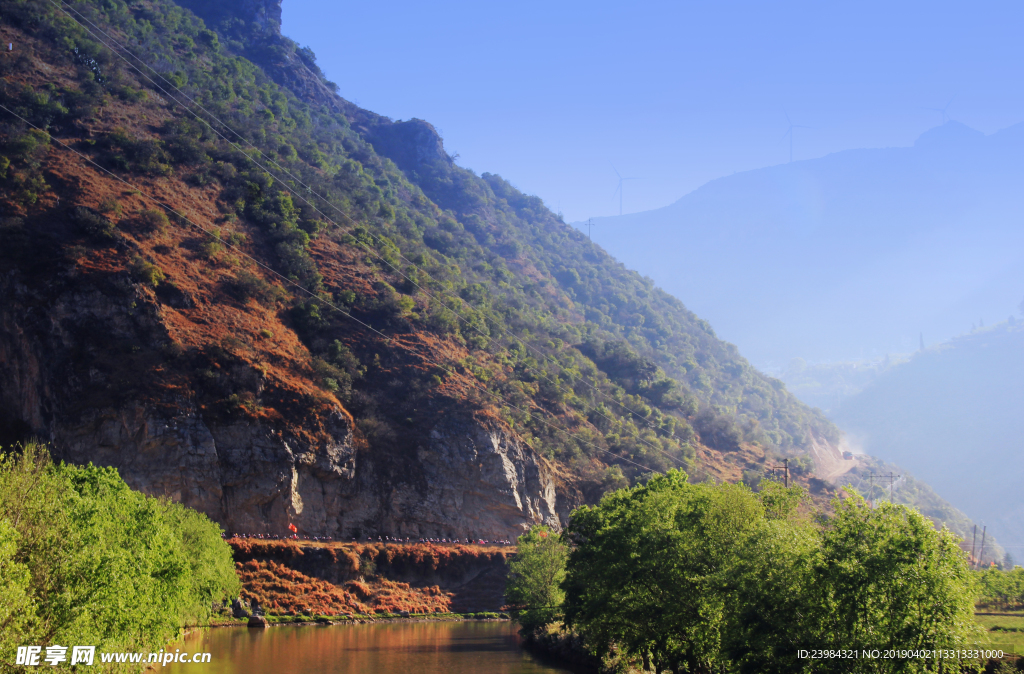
[167,621,572,674]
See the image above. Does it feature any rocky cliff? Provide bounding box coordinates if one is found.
[0,264,556,538]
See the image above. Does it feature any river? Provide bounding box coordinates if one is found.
[166,620,574,674]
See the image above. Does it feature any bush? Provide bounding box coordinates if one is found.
[563,473,978,673]
[693,408,743,452]
[0,444,239,665]
[227,270,285,305]
[71,206,117,241]
[199,239,224,259]
[137,208,169,235]
[97,196,122,216]
[130,256,165,287]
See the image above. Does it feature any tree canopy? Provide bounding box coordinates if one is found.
[0,444,239,667]
[552,473,981,673]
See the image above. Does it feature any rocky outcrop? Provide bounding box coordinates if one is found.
[231,598,251,619]
[174,0,282,36]
[359,418,559,539]
[43,401,556,539]
[363,119,454,174]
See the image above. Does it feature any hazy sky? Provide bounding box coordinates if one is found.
[282,0,1024,223]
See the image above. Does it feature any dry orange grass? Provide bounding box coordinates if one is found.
[237,559,452,616]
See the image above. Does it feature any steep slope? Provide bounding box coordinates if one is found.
[0,0,842,539]
[581,122,1024,366]
[833,320,1024,552]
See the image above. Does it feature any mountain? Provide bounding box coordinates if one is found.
[579,122,1024,367]
[832,320,1024,552]
[0,0,850,539]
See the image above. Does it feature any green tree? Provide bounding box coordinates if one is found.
[505,525,568,636]
[757,479,806,520]
[0,444,239,666]
[563,471,764,673]
[724,518,819,674]
[0,518,36,665]
[807,495,980,673]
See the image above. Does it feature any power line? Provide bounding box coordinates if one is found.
[0,102,667,480]
[50,0,692,470]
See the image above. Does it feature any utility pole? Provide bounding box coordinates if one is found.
[977,526,987,570]
[766,458,790,488]
[584,218,596,240]
[970,525,978,567]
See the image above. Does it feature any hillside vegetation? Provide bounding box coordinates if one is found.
[0,0,840,511]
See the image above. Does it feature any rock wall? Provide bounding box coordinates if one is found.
[0,270,561,540]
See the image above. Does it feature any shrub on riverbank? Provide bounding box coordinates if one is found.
[505,525,568,635]
[0,444,239,670]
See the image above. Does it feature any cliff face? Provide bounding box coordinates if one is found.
[0,266,556,539]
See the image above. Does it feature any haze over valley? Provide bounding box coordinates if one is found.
[578,124,1024,551]
[578,121,1024,367]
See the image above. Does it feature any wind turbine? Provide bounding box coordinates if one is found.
[611,165,639,216]
[924,95,956,125]
[782,112,810,163]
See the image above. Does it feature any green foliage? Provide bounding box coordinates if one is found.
[0,518,35,665]
[842,455,1004,558]
[130,255,164,287]
[97,196,122,216]
[563,475,981,673]
[104,128,171,175]
[0,444,239,666]
[803,496,980,671]
[136,208,169,235]
[0,127,51,204]
[975,566,1024,611]
[693,407,744,452]
[227,270,285,305]
[757,479,807,520]
[71,205,117,241]
[505,525,569,636]
[564,471,764,672]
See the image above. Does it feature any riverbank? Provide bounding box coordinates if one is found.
[522,628,605,673]
[204,612,510,628]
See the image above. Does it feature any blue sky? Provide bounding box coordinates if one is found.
[282,0,1024,223]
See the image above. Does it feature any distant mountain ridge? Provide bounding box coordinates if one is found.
[580,121,1024,366]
